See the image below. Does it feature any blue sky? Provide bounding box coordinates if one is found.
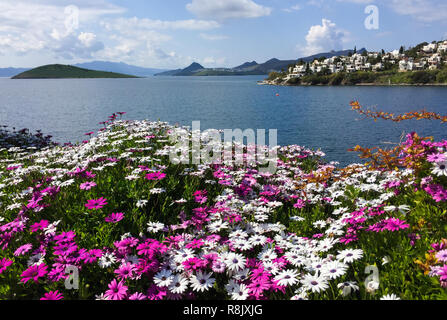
[0,0,446,68]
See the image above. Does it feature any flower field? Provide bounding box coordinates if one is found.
[0,113,446,300]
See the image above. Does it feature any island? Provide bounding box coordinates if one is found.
[11,64,139,79]
[261,40,447,86]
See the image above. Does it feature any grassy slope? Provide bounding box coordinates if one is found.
[11,64,139,79]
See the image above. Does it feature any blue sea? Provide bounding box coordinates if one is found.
[1,75,446,165]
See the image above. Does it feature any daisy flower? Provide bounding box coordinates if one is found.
[432,162,447,177]
[0,258,13,274]
[337,281,359,297]
[21,263,48,283]
[274,269,299,287]
[301,274,329,294]
[190,271,215,292]
[85,197,108,210]
[321,261,347,280]
[380,293,401,300]
[230,283,250,300]
[105,279,128,300]
[147,221,165,233]
[224,253,246,272]
[153,269,174,287]
[168,274,189,294]
[435,250,447,263]
[105,212,125,223]
[40,290,64,300]
[336,249,363,263]
[80,181,96,190]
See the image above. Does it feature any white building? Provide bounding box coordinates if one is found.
[423,43,437,53]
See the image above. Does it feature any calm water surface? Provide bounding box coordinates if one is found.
[1,76,446,165]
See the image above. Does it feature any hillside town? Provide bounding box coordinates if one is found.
[284,40,447,81]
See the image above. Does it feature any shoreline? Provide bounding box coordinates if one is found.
[258,80,447,87]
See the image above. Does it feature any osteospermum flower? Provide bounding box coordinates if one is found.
[190,271,215,292]
[0,258,13,274]
[85,197,108,210]
[40,290,64,300]
[105,279,128,300]
[145,172,166,180]
[432,162,447,177]
[301,274,329,293]
[435,250,447,263]
[274,269,299,287]
[105,212,125,223]
[336,249,363,263]
[21,263,48,283]
[80,181,97,190]
[380,293,401,300]
[14,244,32,256]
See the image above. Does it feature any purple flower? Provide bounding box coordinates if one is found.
[0,258,13,274]
[145,172,166,181]
[85,197,108,210]
[40,290,64,300]
[105,212,125,223]
[80,181,97,190]
[14,244,32,256]
[21,263,48,283]
[105,279,128,300]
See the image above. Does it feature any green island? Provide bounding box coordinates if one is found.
[263,40,447,86]
[11,64,139,79]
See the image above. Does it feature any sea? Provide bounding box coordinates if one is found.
[1,75,446,166]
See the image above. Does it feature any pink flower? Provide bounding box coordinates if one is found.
[21,263,48,283]
[293,199,306,209]
[427,153,446,163]
[0,258,13,274]
[105,212,124,223]
[145,172,166,181]
[80,181,97,190]
[105,279,128,300]
[14,244,32,256]
[40,290,64,300]
[30,220,49,232]
[383,217,410,231]
[436,250,447,263]
[85,197,108,210]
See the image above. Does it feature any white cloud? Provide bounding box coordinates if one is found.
[186,0,272,20]
[201,56,227,66]
[389,0,447,22]
[101,17,220,31]
[299,19,346,56]
[283,5,301,13]
[200,33,229,40]
[0,0,122,59]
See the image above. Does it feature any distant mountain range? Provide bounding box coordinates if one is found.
[0,61,167,78]
[0,48,366,78]
[155,48,367,76]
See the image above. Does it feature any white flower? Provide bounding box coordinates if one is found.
[147,221,165,233]
[301,274,329,293]
[224,253,246,272]
[168,274,189,294]
[336,249,363,263]
[321,261,347,280]
[190,271,215,292]
[274,269,299,287]
[153,269,174,287]
[431,161,447,176]
[136,200,148,207]
[380,293,401,300]
[98,252,117,268]
[337,281,359,297]
[230,283,250,300]
[382,256,391,265]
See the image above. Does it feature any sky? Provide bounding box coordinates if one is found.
[0,0,446,69]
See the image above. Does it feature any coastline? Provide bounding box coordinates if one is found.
[258,80,447,87]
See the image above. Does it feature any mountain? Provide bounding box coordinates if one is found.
[233,61,259,71]
[155,62,205,76]
[0,67,30,77]
[12,64,138,79]
[74,61,167,77]
[155,48,368,76]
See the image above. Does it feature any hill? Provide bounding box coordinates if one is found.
[155,48,365,76]
[11,64,138,79]
[155,62,204,76]
[74,61,166,77]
